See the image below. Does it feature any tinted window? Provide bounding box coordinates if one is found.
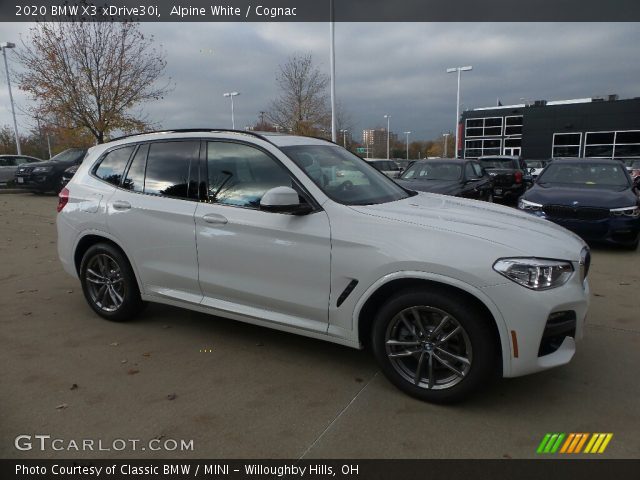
[144,141,199,199]
[51,149,87,163]
[16,157,37,165]
[122,144,148,192]
[472,162,484,177]
[538,162,630,188]
[480,158,515,169]
[464,163,476,179]
[95,147,135,186]
[401,162,462,181]
[207,142,292,208]
[0,157,13,167]
[283,145,410,206]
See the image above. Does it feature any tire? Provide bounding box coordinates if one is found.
[371,288,499,403]
[79,242,144,322]
[486,192,494,203]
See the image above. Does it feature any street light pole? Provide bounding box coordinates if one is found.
[329,0,337,142]
[384,114,391,159]
[446,65,472,159]
[1,42,21,155]
[340,129,348,148]
[443,133,450,158]
[404,131,411,160]
[223,91,240,129]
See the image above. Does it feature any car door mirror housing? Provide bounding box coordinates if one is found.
[260,186,313,215]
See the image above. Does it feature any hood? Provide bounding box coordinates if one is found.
[19,160,67,169]
[396,179,461,195]
[524,184,637,209]
[349,192,586,260]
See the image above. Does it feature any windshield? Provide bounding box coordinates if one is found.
[479,158,514,169]
[50,149,86,163]
[538,162,630,188]
[401,162,462,181]
[281,145,411,205]
[526,160,546,168]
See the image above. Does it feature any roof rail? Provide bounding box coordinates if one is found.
[106,128,274,144]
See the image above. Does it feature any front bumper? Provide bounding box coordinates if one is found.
[481,272,589,378]
[14,173,57,192]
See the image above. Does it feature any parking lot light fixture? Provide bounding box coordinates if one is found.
[223,91,240,129]
[1,41,21,155]
[404,131,411,160]
[446,65,472,159]
[384,114,391,159]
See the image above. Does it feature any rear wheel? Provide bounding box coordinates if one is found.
[371,289,498,403]
[79,243,144,322]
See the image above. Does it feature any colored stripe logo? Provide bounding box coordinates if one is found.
[537,433,613,454]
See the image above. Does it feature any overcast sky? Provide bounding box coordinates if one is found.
[1,22,639,142]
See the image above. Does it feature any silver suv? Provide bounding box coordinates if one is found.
[57,129,590,403]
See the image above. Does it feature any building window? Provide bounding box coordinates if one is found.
[504,116,523,136]
[582,130,640,158]
[464,138,502,158]
[465,117,503,137]
[552,133,582,158]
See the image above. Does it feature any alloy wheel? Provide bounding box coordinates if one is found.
[85,253,125,312]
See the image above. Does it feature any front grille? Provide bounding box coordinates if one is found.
[542,205,609,221]
[538,311,576,357]
[17,166,35,174]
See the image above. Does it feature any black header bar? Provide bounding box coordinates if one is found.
[2,0,640,22]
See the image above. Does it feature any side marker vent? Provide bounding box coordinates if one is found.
[337,280,359,307]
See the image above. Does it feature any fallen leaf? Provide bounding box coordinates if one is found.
[121,359,128,364]
[619,282,631,286]
[70,384,78,390]
[503,454,512,459]
[28,289,38,293]
[109,342,119,347]
[16,289,25,294]
[167,393,177,401]
[55,403,68,410]
[127,368,140,375]
[67,290,73,294]
[142,352,152,357]
[23,312,32,316]
[594,293,604,297]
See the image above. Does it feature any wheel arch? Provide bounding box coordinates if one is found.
[354,272,510,376]
[73,232,144,294]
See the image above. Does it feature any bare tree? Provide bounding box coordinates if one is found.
[267,54,330,136]
[15,21,172,144]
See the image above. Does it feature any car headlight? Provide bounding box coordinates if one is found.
[610,206,640,218]
[493,258,574,290]
[32,166,53,173]
[518,199,543,211]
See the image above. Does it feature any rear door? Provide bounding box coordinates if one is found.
[0,157,15,184]
[105,140,202,304]
[194,140,331,333]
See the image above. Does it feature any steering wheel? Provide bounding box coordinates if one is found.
[339,180,354,192]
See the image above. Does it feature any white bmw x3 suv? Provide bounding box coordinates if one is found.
[57,129,590,403]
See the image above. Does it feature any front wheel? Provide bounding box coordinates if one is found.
[371,289,499,403]
[79,243,144,321]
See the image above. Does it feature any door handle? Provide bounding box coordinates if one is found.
[202,213,228,225]
[112,200,131,211]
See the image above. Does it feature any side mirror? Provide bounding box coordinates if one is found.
[260,186,313,215]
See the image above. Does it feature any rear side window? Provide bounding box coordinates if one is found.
[0,158,13,166]
[144,141,199,199]
[95,147,135,186]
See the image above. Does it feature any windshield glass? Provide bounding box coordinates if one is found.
[538,162,630,187]
[479,158,514,169]
[401,162,462,181]
[526,160,546,168]
[281,145,411,205]
[50,149,86,163]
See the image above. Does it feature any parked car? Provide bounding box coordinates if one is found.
[525,159,549,179]
[58,129,589,403]
[625,159,640,179]
[366,159,403,178]
[519,158,640,249]
[60,164,80,188]
[395,159,494,201]
[0,154,42,187]
[478,155,532,202]
[15,148,87,193]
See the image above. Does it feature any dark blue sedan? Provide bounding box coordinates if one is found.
[518,158,640,249]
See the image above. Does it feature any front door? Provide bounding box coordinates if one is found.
[194,141,331,333]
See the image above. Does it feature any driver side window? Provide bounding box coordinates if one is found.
[206,142,293,208]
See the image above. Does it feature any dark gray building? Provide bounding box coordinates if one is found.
[459,96,640,160]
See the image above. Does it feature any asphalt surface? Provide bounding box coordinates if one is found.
[1,193,638,459]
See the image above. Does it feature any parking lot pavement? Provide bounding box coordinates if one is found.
[1,193,639,459]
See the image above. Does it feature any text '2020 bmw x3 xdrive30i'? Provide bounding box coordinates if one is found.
[57,130,590,403]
